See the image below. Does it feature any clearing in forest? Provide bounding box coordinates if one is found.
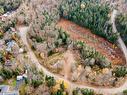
[57,18,125,65]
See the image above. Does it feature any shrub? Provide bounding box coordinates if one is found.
[55,28,71,47]
[24,78,29,84]
[0,69,13,79]
[0,32,3,39]
[48,50,55,56]
[51,81,67,95]
[12,68,21,77]
[123,89,127,95]
[0,19,17,32]
[113,66,127,77]
[75,41,111,68]
[0,52,5,68]
[81,88,94,95]
[45,75,56,87]
[51,89,64,95]
[60,81,65,91]
[35,36,44,43]
[0,68,22,80]
[96,56,111,68]
[31,79,43,88]
[31,45,36,51]
[73,88,81,95]
[0,6,4,15]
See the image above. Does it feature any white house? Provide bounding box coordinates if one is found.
[17,76,23,81]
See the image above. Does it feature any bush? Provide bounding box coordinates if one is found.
[0,69,13,79]
[31,45,36,51]
[0,19,17,32]
[123,89,127,95]
[60,81,65,91]
[76,41,111,68]
[73,88,81,95]
[31,79,43,88]
[0,32,3,39]
[45,75,56,87]
[51,81,67,95]
[81,88,94,95]
[0,68,22,80]
[0,52,5,68]
[12,68,21,77]
[35,36,44,43]
[24,78,29,84]
[0,6,4,15]
[52,89,64,95]
[48,50,55,56]
[55,28,71,47]
[113,67,127,77]
[96,56,111,68]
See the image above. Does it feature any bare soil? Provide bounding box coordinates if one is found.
[57,18,125,65]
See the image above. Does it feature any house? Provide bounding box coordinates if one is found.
[16,72,28,81]
[0,85,19,95]
[16,76,23,81]
[1,91,19,95]
[0,85,9,93]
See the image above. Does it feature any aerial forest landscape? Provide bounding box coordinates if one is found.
[0,0,127,95]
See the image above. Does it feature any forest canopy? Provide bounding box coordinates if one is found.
[59,0,118,43]
[0,0,21,15]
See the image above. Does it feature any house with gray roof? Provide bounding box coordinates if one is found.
[0,85,19,95]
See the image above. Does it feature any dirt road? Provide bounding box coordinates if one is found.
[111,9,127,64]
[18,26,127,95]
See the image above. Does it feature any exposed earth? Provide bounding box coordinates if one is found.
[57,18,125,65]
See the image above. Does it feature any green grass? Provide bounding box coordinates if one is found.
[11,79,16,86]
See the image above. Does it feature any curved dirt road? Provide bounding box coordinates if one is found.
[111,9,127,64]
[18,26,127,95]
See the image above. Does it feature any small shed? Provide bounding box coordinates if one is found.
[17,76,23,81]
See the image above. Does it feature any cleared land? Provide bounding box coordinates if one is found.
[57,18,125,65]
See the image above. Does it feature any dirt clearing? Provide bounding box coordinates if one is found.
[57,18,125,65]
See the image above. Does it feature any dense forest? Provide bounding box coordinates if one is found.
[59,0,127,44]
